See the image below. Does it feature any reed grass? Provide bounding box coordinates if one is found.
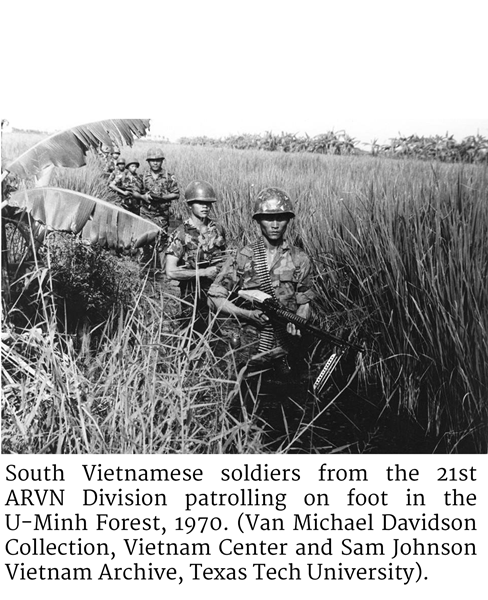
[2,132,487,452]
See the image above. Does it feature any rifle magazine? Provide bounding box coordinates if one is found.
[313,350,344,394]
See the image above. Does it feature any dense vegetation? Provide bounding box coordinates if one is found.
[2,132,487,453]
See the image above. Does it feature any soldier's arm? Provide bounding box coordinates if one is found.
[165,254,217,281]
[160,174,180,201]
[208,253,268,326]
[108,181,129,195]
[209,297,269,327]
[131,189,147,201]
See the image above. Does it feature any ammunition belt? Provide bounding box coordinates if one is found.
[252,238,287,354]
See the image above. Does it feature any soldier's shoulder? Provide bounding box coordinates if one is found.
[286,244,310,265]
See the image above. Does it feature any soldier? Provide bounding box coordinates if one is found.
[165,181,226,331]
[208,187,314,374]
[121,160,143,215]
[110,147,121,172]
[137,147,179,267]
[108,157,127,205]
[98,144,114,179]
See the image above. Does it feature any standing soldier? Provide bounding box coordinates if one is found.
[99,144,114,179]
[138,147,179,267]
[108,157,127,205]
[165,181,226,331]
[208,187,314,375]
[110,147,121,172]
[121,160,143,215]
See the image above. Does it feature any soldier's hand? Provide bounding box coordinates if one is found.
[203,266,219,279]
[287,323,301,337]
[248,310,269,326]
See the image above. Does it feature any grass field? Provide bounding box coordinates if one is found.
[2,132,487,453]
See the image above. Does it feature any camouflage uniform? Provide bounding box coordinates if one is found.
[107,168,128,206]
[140,169,179,245]
[121,171,143,215]
[100,153,114,178]
[208,240,314,358]
[166,218,226,324]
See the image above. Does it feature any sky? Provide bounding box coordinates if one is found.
[1,0,487,147]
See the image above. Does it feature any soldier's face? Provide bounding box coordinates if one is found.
[128,164,138,174]
[117,163,125,171]
[257,214,290,242]
[148,159,163,172]
[189,201,213,219]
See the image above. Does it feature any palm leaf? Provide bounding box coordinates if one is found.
[4,119,150,179]
[7,187,160,250]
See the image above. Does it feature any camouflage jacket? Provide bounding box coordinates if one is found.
[166,218,226,269]
[141,169,179,208]
[208,239,315,313]
[108,168,127,189]
[124,171,143,195]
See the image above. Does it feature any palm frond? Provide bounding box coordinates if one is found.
[7,187,160,250]
[5,119,150,179]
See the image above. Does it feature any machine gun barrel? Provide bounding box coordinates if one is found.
[262,299,363,352]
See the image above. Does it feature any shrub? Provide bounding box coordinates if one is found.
[41,233,141,332]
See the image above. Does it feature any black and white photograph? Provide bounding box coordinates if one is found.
[1,1,487,455]
[1,2,486,600]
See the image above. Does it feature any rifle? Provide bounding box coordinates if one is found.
[238,289,363,393]
[193,249,233,269]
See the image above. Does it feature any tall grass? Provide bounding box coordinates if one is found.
[3,132,487,452]
[2,273,264,454]
[162,144,488,451]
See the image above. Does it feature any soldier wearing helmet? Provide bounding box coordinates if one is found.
[165,181,226,331]
[98,143,115,178]
[119,160,143,215]
[108,157,129,205]
[209,187,314,373]
[111,146,121,162]
[136,147,180,266]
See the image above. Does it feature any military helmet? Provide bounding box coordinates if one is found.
[252,187,295,219]
[101,144,112,153]
[146,147,165,161]
[111,147,121,156]
[116,157,126,166]
[126,160,140,168]
[184,180,217,203]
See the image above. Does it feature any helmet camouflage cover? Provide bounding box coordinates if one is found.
[146,147,165,161]
[184,180,217,203]
[252,187,295,218]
